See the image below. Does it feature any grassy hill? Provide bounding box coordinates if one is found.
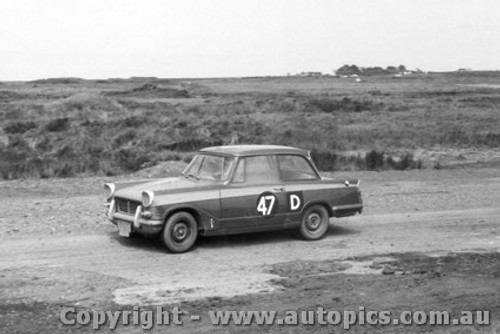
[1,73,500,179]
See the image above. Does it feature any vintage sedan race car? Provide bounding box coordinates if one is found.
[105,145,363,253]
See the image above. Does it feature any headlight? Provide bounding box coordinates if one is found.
[142,190,155,207]
[104,183,116,200]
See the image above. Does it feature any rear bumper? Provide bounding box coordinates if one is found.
[332,203,363,217]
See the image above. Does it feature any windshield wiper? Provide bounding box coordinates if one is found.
[182,172,199,180]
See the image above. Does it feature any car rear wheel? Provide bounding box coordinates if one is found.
[299,205,329,240]
[162,212,198,253]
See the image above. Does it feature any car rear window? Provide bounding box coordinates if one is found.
[277,155,318,181]
[232,155,279,184]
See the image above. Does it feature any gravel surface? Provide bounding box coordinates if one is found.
[0,168,499,333]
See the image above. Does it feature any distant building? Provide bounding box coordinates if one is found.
[296,71,324,77]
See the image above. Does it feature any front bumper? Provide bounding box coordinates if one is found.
[107,199,164,236]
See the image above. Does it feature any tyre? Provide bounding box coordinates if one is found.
[162,212,198,253]
[299,205,329,240]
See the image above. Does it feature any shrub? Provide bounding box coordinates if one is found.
[365,150,385,170]
[55,163,74,178]
[112,148,150,172]
[311,150,423,171]
[0,91,30,101]
[336,65,362,76]
[310,150,337,171]
[57,93,122,113]
[45,118,70,132]
[112,129,137,147]
[439,126,469,145]
[386,153,423,170]
[29,77,83,84]
[0,137,34,179]
[122,116,147,127]
[308,97,381,113]
[3,121,37,134]
[106,85,190,98]
[0,150,28,179]
[482,132,500,146]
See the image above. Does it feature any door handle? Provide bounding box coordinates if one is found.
[273,187,285,192]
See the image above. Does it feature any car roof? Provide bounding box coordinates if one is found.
[200,145,309,157]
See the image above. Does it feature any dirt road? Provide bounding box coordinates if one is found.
[1,168,499,333]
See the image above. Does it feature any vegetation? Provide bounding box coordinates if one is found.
[336,64,409,76]
[1,72,500,179]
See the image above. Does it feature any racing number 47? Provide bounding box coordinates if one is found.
[257,195,275,216]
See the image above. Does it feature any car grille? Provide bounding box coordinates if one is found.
[115,198,141,215]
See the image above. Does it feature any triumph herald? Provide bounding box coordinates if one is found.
[105,145,363,253]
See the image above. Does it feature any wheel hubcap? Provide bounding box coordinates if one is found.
[306,212,321,230]
[172,222,189,242]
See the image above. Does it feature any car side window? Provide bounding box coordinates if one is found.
[278,155,318,181]
[232,156,279,184]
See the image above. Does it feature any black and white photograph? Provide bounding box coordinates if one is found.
[0,0,499,332]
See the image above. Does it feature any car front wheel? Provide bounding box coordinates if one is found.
[299,205,329,240]
[162,212,198,253]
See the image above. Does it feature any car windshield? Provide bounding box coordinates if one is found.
[182,154,235,182]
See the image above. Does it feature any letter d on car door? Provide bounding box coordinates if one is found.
[290,195,300,210]
[288,192,303,212]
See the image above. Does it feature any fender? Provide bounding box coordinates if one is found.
[162,204,221,233]
[295,199,334,217]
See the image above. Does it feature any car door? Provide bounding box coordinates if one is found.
[276,154,324,225]
[220,155,288,233]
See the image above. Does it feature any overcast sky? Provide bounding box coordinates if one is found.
[1,0,499,80]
